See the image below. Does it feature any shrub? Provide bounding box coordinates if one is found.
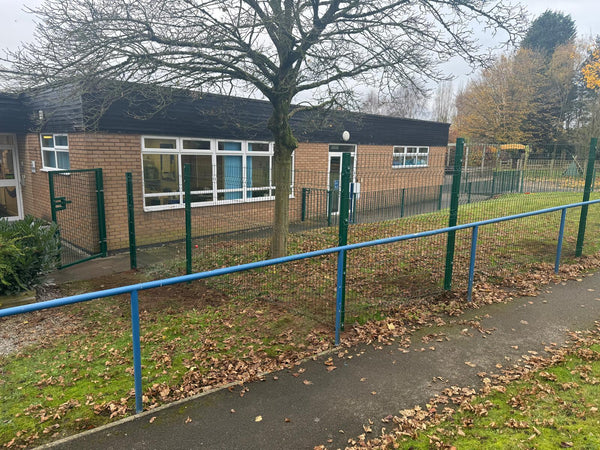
[0,216,60,295]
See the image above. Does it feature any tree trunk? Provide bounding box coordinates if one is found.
[269,102,297,258]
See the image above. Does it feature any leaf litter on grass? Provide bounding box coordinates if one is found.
[4,193,600,447]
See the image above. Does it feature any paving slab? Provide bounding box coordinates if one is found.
[39,272,600,450]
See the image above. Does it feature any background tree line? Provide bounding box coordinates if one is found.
[363,10,600,157]
[453,10,600,154]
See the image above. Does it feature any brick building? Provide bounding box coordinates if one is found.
[0,85,449,256]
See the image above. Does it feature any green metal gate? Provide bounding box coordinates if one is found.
[49,168,107,268]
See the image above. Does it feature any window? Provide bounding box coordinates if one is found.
[141,136,286,210]
[40,134,70,170]
[392,146,429,168]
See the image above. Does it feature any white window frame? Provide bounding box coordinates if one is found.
[40,134,70,170]
[141,136,291,212]
[0,134,24,221]
[392,146,429,168]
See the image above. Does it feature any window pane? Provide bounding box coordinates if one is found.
[329,144,355,153]
[417,155,428,165]
[182,154,212,191]
[0,149,15,179]
[419,147,428,154]
[43,150,56,168]
[248,142,269,152]
[144,195,180,207]
[407,147,417,153]
[41,135,54,148]
[393,147,403,155]
[190,193,213,203]
[247,156,270,188]
[144,138,176,149]
[0,135,14,146]
[218,141,242,151]
[392,155,403,167]
[56,151,70,169]
[248,189,271,199]
[183,139,211,150]
[0,186,19,217]
[54,135,68,147]
[217,155,242,200]
[143,154,179,194]
[405,156,417,166]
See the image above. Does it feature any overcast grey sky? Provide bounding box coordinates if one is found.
[1,0,599,84]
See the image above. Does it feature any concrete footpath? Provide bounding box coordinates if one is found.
[41,272,600,450]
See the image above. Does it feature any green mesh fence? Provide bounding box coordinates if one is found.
[126,141,600,324]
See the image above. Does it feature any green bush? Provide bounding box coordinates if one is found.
[0,216,60,295]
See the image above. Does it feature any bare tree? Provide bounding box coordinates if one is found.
[2,0,526,256]
[361,86,427,118]
[431,81,456,123]
[361,90,386,115]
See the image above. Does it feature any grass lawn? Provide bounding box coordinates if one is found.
[1,192,600,448]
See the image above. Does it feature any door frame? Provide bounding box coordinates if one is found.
[327,144,357,215]
[0,133,23,221]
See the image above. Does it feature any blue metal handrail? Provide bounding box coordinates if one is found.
[2,198,599,413]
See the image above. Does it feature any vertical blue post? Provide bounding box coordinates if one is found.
[467,226,478,302]
[335,249,345,346]
[130,290,143,413]
[555,208,567,274]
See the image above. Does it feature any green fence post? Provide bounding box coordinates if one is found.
[48,172,63,268]
[126,173,137,270]
[576,138,598,257]
[327,189,333,226]
[438,184,443,210]
[491,171,496,195]
[467,181,472,204]
[301,188,308,222]
[400,188,405,218]
[444,138,464,291]
[520,169,525,193]
[184,163,192,275]
[338,153,351,331]
[95,168,107,257]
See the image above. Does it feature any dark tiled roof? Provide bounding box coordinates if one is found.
[91,90,449,146]
[6,83,450,146]
[0,93,29,133]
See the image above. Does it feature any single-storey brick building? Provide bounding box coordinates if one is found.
[0,84,449,259]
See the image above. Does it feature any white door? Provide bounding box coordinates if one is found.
[0,134,23,220]
[328,144,356,214]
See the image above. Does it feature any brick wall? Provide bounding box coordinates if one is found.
[17,134,447,252]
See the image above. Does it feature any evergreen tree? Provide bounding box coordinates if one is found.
[521,10,576,56]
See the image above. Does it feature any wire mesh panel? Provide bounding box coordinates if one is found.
[49,169,106,268]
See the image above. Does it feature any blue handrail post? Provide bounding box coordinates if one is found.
[130,290,143,414]
[555,208,567,274]
[335,249,346,346]
[467,226,478,302]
